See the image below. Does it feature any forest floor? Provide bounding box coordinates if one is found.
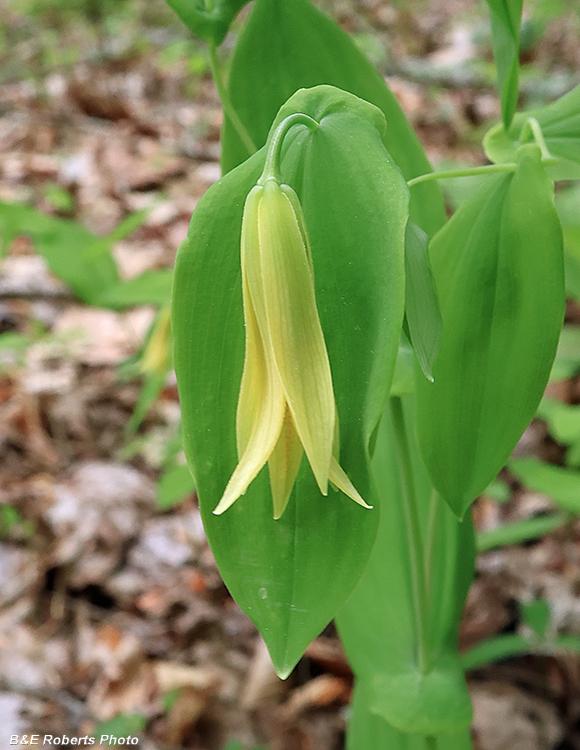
[1,1,580,748]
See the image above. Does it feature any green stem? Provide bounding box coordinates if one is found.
[425,736,437,750]
[424,489,440,605]
[526,117,553,161]
[259,113,319,184]
[207,42,257,157]
[407,162,516,188]
[390,396,431,674]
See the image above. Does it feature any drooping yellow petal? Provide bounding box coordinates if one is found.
[268,406,304,519]
[257,180,335,495]
[236,186,267,457]
[213,188,286,516]
[329,456,372,509]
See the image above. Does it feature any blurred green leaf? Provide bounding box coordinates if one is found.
[550,326,580,382]
[484,83,580,180]
[483,478,510,503]
[93,713,147,740]
[0,202,118,305]
[510,456,580,513]
[521,599,550,639]
[95,270,173,309]
[485,0,523,128]
[157,463,196,510]
[43,183,74,212]
[477,513,568,551]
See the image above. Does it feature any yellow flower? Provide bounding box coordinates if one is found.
[213,178,371,519]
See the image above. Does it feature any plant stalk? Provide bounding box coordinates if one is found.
[259,113,319,184]
[207,42,257,157]
[390,396,431,674]
[407,162,516,188]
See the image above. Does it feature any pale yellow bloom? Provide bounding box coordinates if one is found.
[213,178,371,519]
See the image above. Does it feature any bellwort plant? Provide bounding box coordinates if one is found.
[215,120,370,518]
[169,0,579,746]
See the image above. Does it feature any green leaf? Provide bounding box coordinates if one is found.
[93,713,147,741]
[550,326,580,382]
[165,0,249,45]
[0,202,119,305]
[537,398,580,449]
[221,0,445,237]
[404,223,442,383]
[95,270,173,309]
[337,398,474,735]
[521,599,550,639]
[172,86,409,677]
[510,456,580,513]
[461,633,532,670]
[416,146,565,518]
[484,83,580,180]
[557,186,580,301]
[157,463,196,509]
[485,0,523,128]
[477,512,568,551]
[347,681,473,750]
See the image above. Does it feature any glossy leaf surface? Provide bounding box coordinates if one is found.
[221,0,444,237]
[484,83,580,180]
[172,87,408,677]
[416,146,565,518]
[485,0,523,128]
[337,398,475,735]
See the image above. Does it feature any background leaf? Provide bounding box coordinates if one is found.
[0,201,119,305]
[416,147,565,518]
[485,0,524,128]
[484,83,580,180]
[221,0,445,237]
[510,456,580,513]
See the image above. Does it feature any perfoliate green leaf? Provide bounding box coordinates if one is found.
[165,0,249,45]
[172,86,409,677]
[404,223,442,383]
[415,146,565,519]
[485,0,523,128]
[484,83,580,180]
[347,681,473,750]
[221,0,444,237]
[337,398,475,735]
